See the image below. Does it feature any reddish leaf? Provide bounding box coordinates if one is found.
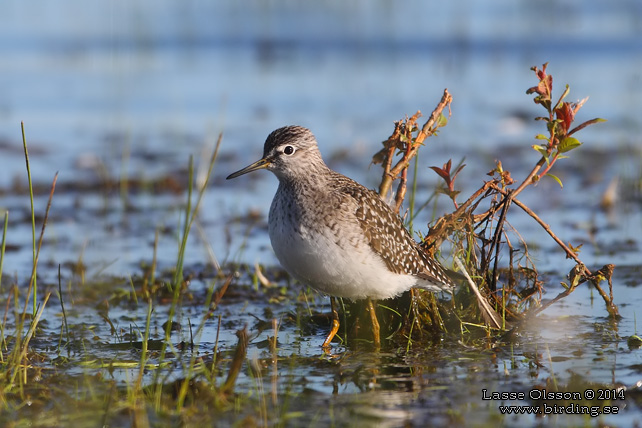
[501,170,515,185]
[429,166,450,181]
[429,159,454,185]
[451,163,466,183]
[554,102,575,134]
[535,62,549,79]
[527,63,553,105]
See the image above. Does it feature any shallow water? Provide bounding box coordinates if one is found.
[1,1,641,426]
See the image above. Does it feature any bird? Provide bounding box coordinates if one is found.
[226,125,456,348]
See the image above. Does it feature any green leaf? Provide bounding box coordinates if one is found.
[437,113,448,128]
[532,144,548,158]
[531,144,549,165]
[534,134,548,140]
[558,137,582,153]
[546,173,563,188]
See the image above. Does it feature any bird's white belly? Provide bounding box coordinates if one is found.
[269,222,416,300]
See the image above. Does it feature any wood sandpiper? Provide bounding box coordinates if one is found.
[227,126,455,348]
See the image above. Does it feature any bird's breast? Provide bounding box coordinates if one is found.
[267,190,416,299]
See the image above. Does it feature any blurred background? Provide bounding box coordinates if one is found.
[0,0,640,276]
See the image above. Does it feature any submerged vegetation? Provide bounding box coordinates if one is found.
[0,64,635,426]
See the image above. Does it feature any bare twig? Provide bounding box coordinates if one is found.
[489,183,618,317]
[489,193,512,292]
[377,89,453,201]
[423,179,497,249]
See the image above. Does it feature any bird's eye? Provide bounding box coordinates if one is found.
[283,145,296,155]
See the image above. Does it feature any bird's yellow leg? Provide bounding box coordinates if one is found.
[322,296,340,349]
[367,298,381,349]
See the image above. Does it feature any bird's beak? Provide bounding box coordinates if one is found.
[226,157,271,179]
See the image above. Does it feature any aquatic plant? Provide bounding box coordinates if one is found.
[362,63,615,347]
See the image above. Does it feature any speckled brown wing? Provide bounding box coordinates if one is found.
[337,179,455,290]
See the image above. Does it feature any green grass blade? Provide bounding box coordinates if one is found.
[153,134,223,410]
[0,211,8,291]
[21,122,37,315]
